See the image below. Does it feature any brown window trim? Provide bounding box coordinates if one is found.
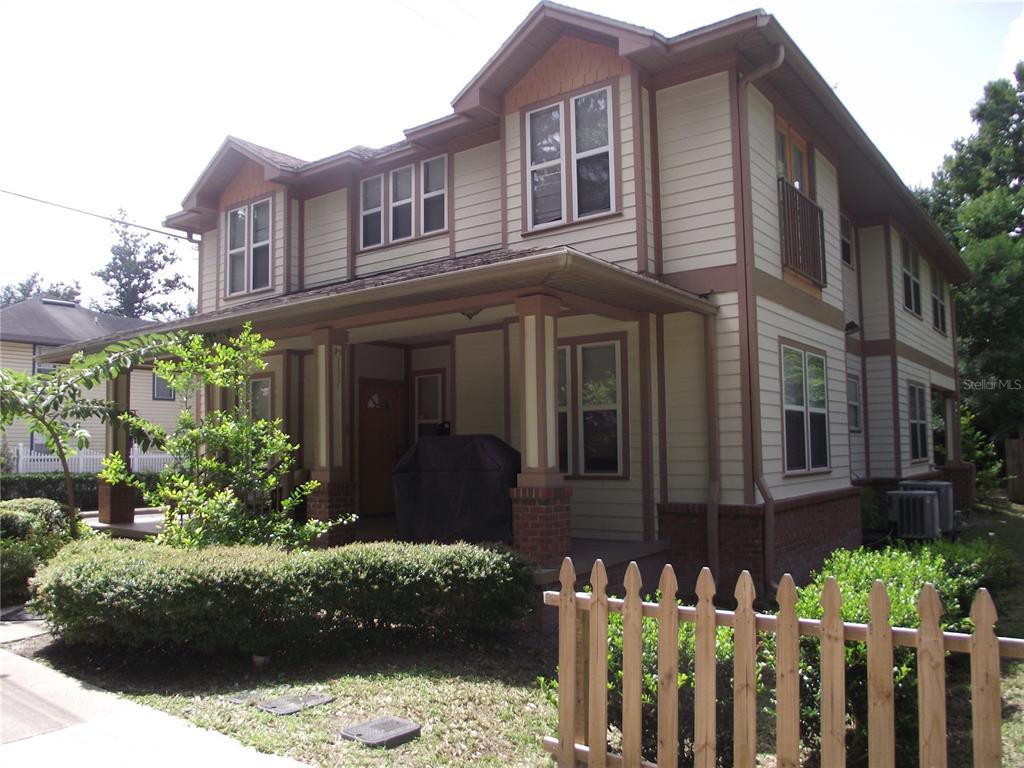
[557,330,630,481]
[412,368,447,440]
[518,77,623,234]
[782,467,834,479]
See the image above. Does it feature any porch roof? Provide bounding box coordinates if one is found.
[37,246,716,361]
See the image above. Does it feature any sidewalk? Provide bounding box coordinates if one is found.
[0,648,307,767]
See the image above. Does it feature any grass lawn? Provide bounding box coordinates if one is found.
[9,633,558,767]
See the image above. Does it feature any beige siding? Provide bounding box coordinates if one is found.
[198,229,218,313]
[709,292,745,505]
[842,261,860,327]
[846,353,867,479]
[641,87,656,271]
[865,354,896,477]
[505,74,639,270]
[453,141,503,255]
[897,356,941,478]
[815,151,844,310]
[756,296,851,500]
[891,227,955,368]
[748,86,780,277]
[354,233,450,278]
[303,189,349,287]
[131,370,185,438]
[0,340,35,452]
[663,312,708,498]
[289,198,300,290]
[218,190,287,306]
[858,225,889,340]
[658,72,736,274]
[454,330,505,437]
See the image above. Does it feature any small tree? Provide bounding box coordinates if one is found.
[102,323,331,549]
[0,335,177,537]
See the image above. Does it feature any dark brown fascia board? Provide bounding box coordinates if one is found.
[179,137,300,210]
[756,19,968,283]
[36,246,716,362]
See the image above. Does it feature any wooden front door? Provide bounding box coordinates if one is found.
[358,380,407,517]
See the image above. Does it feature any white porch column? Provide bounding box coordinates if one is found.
[515,294,562,486]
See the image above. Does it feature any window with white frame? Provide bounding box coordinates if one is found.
[526,85,614,230]
[908,382,929,461]
[901,236,922,315]
[782,345,829,472]
[578,341,621,474]
[390,166,414,242]
[153,374,175,401]
[931,269,947,333]
[840,214,854,267]
[847,374,861,432]
[32,344,57,375]
[556,347,571,473]
[414,372,443,439]
[421,156,447,234]
[227,198,272,295]
[249,378,271,421]
[361,175,383,249]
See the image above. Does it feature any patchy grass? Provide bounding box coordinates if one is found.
[962,498,1024,766]
[10,635,557,768]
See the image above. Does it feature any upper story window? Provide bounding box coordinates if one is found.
[908,382,929,461]
[776,120,825,287]
[840,214,854,267]
[782,345,829,472]
[227,198,272,295]
[153,374,175,401]
[525,85,614,230]
[360,156,448,250]
[931,269,947,334]
[901,235,922,315]
[776,118,808,191]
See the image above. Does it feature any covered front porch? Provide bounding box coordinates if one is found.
[94,246,717,567]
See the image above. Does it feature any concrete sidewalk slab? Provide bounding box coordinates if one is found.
[0,649,307,766]
[0,619,48,644]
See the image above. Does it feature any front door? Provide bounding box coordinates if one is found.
[358,380,407,518]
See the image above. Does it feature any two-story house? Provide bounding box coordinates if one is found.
[50,3,970,593]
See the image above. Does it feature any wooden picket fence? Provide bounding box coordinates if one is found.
[542,557,1024,768]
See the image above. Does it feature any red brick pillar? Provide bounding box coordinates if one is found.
[98,480,136,524]
[509,485,572,567]
[307,479,357,546]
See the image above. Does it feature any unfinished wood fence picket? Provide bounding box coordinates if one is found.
[542,558,1024,768]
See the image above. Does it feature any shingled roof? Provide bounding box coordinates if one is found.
[0,297,151,346]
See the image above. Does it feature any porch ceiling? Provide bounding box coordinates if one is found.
[37,246,715,362]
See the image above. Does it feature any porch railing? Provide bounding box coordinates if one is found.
[543,557,1024,768]
[15,444,173,475]
[778,177,826,287]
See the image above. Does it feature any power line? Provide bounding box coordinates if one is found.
[0,188,195,243]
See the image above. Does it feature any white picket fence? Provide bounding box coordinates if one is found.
[15,444,173,474]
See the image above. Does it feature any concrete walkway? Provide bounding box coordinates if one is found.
[0,648,307,766]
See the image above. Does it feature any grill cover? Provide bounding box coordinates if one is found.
[393,435,521,544]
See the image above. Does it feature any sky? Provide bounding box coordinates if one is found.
[0,0,1021,310]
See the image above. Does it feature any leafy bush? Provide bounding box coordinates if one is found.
[1,540,37,604]
[0,498,89,604]
[1,509,36,540]
[0,497,65,533]
[31,537,534,653]
[0,473,159,513]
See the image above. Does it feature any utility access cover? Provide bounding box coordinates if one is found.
[257,692,334,716]
[339,717,422,748]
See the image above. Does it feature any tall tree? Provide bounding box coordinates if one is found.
[92,211,190,320]
[917,62,1024,441]
[0,272,81,307]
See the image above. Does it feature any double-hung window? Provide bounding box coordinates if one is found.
[931,269,947,333]
[908,382,929,461]
[578,342,621,474]
[840,214,854,267]
[421,156,447,234]
[361,157,447,249]
[847,374,861,432]
[227,198,272,295]
[390,166,414,242]
[249,377,272,421]
[782,345,829,472]
[526,85,614,230]
[361,176,384,249]
[153,374,175,402]
[901,236,922,315]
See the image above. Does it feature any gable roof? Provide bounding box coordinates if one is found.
[0,297,151,346]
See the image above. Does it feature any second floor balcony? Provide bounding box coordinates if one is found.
[778,178,826,288]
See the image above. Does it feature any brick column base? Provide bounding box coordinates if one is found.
[510,485,572,567]
[98,480,136,525]
[307,480,357,547]
[941,462,976,511]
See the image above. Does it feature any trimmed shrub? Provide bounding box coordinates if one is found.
[1,540,37,604]
[1,509,37,540]
[31,538,535,653]
[0,473,160,511]
[0,497,64,533]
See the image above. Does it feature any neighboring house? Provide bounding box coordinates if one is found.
[49,3,971,593]
[0,297,184,460]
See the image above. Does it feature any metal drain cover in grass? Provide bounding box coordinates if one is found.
[257,692,334,716]
[339,717,421,748]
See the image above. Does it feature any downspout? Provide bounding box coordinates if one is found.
[704,314,721,576]
[737,43,785,594]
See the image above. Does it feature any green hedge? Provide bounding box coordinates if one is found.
[1,499,73,605]
[1,509,36,540]
[0,472,160,511]
[0,497,65,533]
[31,538,535,653]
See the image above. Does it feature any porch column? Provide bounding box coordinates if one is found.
[98,373,135,524]
[510,294,572,566]
[308,327,355,544]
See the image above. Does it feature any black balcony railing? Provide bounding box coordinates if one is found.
[778,177,826,287]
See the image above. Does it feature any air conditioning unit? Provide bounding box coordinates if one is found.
[899,480,955,532]
[887,491,940,540]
